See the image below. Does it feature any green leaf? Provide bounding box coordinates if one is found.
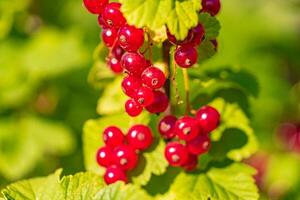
[120,0,201,40]
[198,13,221,40]
[166,163,259,200]
[197,39,217,62]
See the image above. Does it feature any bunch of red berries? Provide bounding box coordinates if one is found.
[158,106,220,170]
[96,125,153,184]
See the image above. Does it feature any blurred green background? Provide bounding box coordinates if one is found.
[0,0,300,199]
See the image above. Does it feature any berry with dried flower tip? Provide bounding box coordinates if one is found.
[174,45,198,68]
[165,142,189,167]
[113,145,138,170]
[141,67,166,90]
[127,125,153,150]
[125,99,143,117]
[102,2,126,28]
[158,115,177,139]
[118,25,144,52]
[134,86,154,107]
[121,52,147,76]
[187,134,211,155]
[175,116,200,141]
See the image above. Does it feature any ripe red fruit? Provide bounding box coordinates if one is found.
[108,57,123,74]
[102,2,126,28]
[187,134,211,155]
[134,87,154,107]
[182,154,198,171]
[196,106,220,133]
[175,116,200,141]
[191,24,205,46]
[102,28,118,47]
[127,125,153,150]
[103,126,124,147]
[165,142,189,167]
[201,0,221,16]
[112,45,124,60]
[141,67,166,89]
[167,28,193,45]
[121,76,142,98]
[104,166,127,185]
[118,25,144,52]
[158,115,177,139]
[145,90,169,114]
[113,145,138,170]
[174,45,198,68]
[121,52,147,76]
[98,15,108,28]
[125,99,143,117]
[96,146,113,167]
[83,0,108,14]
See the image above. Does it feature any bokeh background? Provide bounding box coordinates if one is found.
[0,0,300,199]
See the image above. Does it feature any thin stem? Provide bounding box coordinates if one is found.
[182,68,191,115]
[162,41,172,115]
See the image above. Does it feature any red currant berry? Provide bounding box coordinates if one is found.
[83,0,108,14]
[102,2,126,28]
[196,106,220,133]
[104,166,127,185]
[141,67,166,89]
[96,146,113,167]
[102,28,118,47]
[113,145,138,170]
[122,76,142,98]
[175,116,200,141]
[201,0,221,16]
[187,134,211,155]
[112,45,124,60]
[158,115,177,139]
[108,57,123,74]
[127,125,153,150]
[174,45,198,68]
[134,86,154,107]
[118,25,144,52]
[121,52,147,77]
[125,99,143,117]
[182,154,198,171]
[167,28,193,45]
[145,90,169,114]
[165,142,189,167]
[103,126,124,147]
[98,15,108,28]
[191,23,205,46]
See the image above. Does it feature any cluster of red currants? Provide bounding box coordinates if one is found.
[96,125,153,184]
[159,106,220,170]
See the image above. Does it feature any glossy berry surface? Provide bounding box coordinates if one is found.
[98,15,107,28]
[103,126,124,147]
[191,23,205,46]
[182,154,198,171]
[121,52,147,76]
[104,166,127,185]
[141,67,166,89]
[175,116,200,141]
[83,0,108,14]
[113,145,138,170]
[175,45,198,68]
[167,28,193,45]
[118,25,144,52]
[96,146,113,167]
[125,99,143,117]
[145,90,169,114]
[102,28,118,47]
[158,115,177,139]
[134,86,154,107]
[108,57,123,74]
[165,142,189,167]
[122,76,142,98]
[196,106,220,133]
[112,45,124,60]
[187,134,211,155]
[127,125,153,150]
[201,0,221,16]
[102,2,126,28]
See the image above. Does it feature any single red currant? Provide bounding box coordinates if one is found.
[141,67,166,89]
[165,142,189,167]
[174,45,198,68]
[112,45,124,60]
[102,28,118,47]
[127,125,153,150]
[118,25,144,52]
[182,154,198,171]
[191,23,205,46]
[145,90,169,114]
[125,99,143,117]
[102,2,126,28]
[158,115,177,139]
[121,52,147,76]
[108,57,123,74]
[175,116,200,141]
[167,28,193,45]
[103,126,124,147]
[104,166,127,185]
[96,146,113,167]
[121,76,142,98]
[113,145,138,170]
[134,86,154,107]
[98,15,108,28]
[196,106,220,133]
[201,0,221,16]
[83,0,108,14]
[187,134,211,155]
